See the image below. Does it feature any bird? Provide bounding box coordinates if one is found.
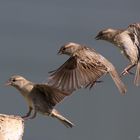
[95,22,140,86]
[48,42,127,95]
[6,75,74,128]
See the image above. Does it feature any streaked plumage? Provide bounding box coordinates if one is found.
[95,22,140,86]
[6,75,74,128]
[48,42,127,95]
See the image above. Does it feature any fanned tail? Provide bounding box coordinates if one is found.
[51,109,74,128]
[109,68,127,95]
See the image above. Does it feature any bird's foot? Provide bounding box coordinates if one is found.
[21,114,31,120]
[22,116,35,120]
[85,80,103,89]
[95,80,103,83]
[23,112,37,120]
[121,70,134,76]
[21,116,30,120]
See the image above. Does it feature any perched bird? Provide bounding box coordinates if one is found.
[6,75,74,128]
[95,23,140,86]
[48,42,127,95]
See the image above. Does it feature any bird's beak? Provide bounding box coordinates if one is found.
[57,49,62,55]
[57,45,65,55]
[95,34,101,40]
[95,31,104,40]
[5,80,11,86]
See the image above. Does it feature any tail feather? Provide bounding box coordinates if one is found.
[109,68,127,95]
[51,109,74,128]
[134,61,140,86]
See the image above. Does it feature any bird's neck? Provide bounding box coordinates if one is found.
[17,82,34,95]
[108,30,123,44]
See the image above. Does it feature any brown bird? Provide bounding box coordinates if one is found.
[48,42,127,95]
[6,75,74,128]
[95,23,140,86]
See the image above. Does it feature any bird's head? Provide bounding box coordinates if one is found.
[58,42,81,56]
[95,28,117,41]
[6,75,29,90]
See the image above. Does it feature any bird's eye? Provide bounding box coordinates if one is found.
[12,79,16,82]
[63,47,66,50]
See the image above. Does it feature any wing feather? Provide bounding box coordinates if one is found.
[48,50,107,92]
[127,23,140,48]
[34,84,70,108]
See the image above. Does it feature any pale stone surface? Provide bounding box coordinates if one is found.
[0,114,24,140]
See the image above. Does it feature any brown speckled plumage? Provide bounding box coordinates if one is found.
[95,22,140,86]
[6,75,74,128]
[48,42,126,95]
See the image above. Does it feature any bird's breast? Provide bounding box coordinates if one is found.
[21,91,34,108]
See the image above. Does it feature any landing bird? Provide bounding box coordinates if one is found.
[95,22,140,86]
[6,75,74,128]
[48,42,127,95]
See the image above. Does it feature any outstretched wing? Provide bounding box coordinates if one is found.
[48,48,107,92]
[33,84,70,108]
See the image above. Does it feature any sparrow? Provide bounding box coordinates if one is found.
[48,42,127,95]
[95,22,140,86]
[6,75,74,128]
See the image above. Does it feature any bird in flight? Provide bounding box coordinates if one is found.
[95,22,140,86]
[48,42,127,95]
[6,75,74,128]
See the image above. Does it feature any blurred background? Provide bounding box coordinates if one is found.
[0,0,140,139]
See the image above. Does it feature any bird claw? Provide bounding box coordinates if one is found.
[21,114,28,118]
[21,116,30,120]
[121,70,134,76]
[95,80,103,83]
[21,114,34,120]
[121,70,129,76]
[85,80,103,89]
[22,116,35,120]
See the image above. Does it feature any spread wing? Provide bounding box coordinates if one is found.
[48,49,107,92]
[33,84,70,108]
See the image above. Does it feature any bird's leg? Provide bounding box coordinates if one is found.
[22,107,37,120]
[22,107,32,119]
[121,64,136,76]
[27,109,37,120]
[85,80,103,89]
[95,80,103,83]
